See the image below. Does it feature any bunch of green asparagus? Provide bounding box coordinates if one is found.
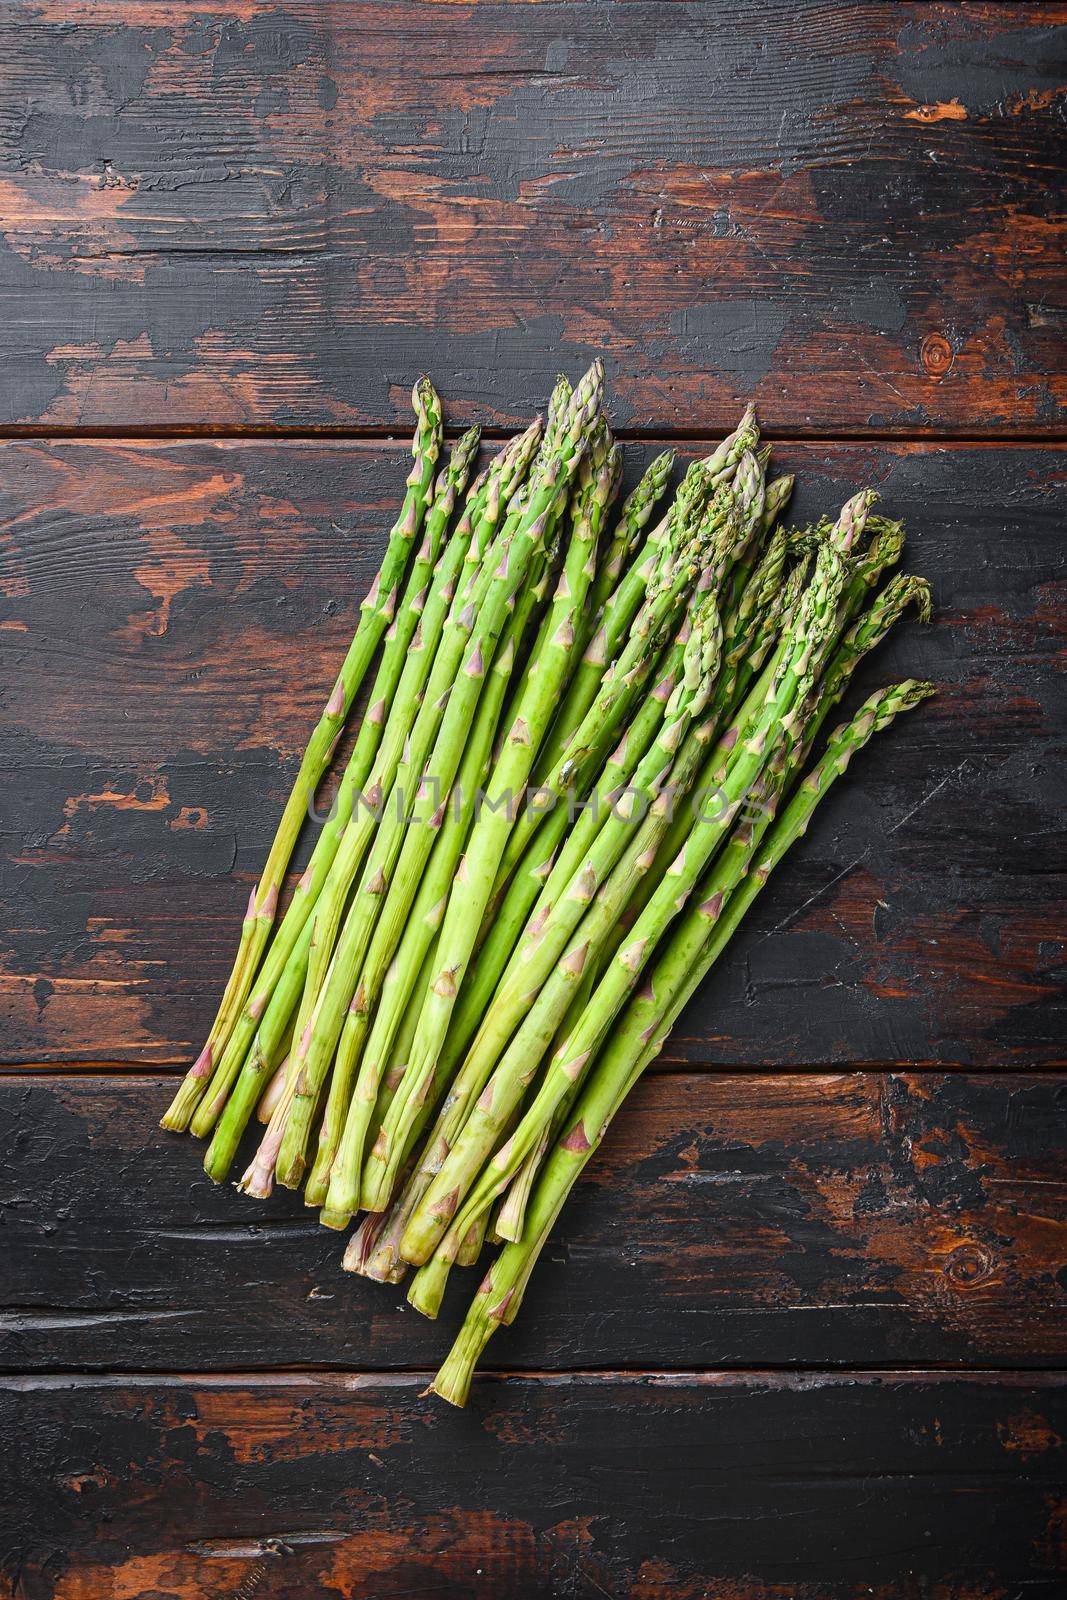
[162,363,933,1405]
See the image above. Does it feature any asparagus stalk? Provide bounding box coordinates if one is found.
[326,451,620,1218]
[366,592,722,1217]
[237,907,327,1200]
[490,414,758,901]
[364,529,814,1224]
[514,426,621,671]
[493,1126,551,1244]
[447,560,933,1262]
[625,491,881,926]
[540,415,755,750]
[276,395,589,1192]
[405,750,788,1319]
[491,939,601,1243]
[555,452,764,793]
[607,512,912,1030]
[213,430,478,1143]
[430,677,935,1404]
[759,472,794,533]
[161,381,443,1132]
[584,449,676,625]
[475,458,780,967]
[455,1212,490,1268]
[347,1160,422,1282]
[393,610,727,1270]
[252,1010,296,1124]
[272,363,605,1188]
[363,492,790,1216]
[709,466,793,646]
[445,616,697,1069]
[314,547,549,1222]
[193,422,541,1159]
[364,427,618,1204]
[400,538,848,1275]
[368,936,440,1141]
[469,601,722,1103]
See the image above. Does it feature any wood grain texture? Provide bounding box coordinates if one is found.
[1,1368,1064,1599]
[2,1072,1064,1373]
[1,3,1063,1588]
[0,2,1063,433]
[1,437,1062,1068]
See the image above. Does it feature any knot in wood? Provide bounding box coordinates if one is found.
[921,332,954,379]
[944,1240,995,1287]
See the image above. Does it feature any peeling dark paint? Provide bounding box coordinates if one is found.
[2,1072,1064,1374]
[0,1366,1063,1597]
[0,3,1061,430]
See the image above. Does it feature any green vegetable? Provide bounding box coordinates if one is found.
[161,367,934,1409]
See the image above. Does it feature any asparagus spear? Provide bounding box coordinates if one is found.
[435,559,934,1271]
[272,364,605,1188]
[455,1212,490,1268]
[237,902,329,1201]
[192,423,537,1132]
[357,580,723,1258]
[161,381,443,1132]
[361,505,799,1216]
[444,616,696,1068]
[347,1159,422,1282]
[490,415,759,901]
[555,451,765,793]
[363,428,619,1204]
[274,391,593,1192]
[196,424,542,1169]
[252,1010,296,1124]
[392,634,729,1269]
[400,537,848,1274]
[405,750,788,1318]
[468,463,788,1005]
[323,446,620,1219]
[488,908,622,1235]
[759,472,795,533]
[543,417,755,732]
[314,543,550,1222]
[358,537,780,1221]
[430,677,935,1403]
[408,751,793,1311]
[466,601,722,1105]
[337,925,445,1250]
[363,588,724,1214]
[223,430,479,1115]
[611,509,911,987]
[584,448,676,626]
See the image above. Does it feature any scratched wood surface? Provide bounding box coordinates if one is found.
[1,438,1063,1068]
[0,1,1064,435]
[2,1073,1065,1373]
[1,3,1066,1596]
[1,1371,1064,1599]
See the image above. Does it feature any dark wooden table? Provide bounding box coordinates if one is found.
[1,5,1065,1596]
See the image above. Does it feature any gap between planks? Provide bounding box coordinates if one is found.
[3,1062,1065,1080]
[1,425,1066,447]
[2,1366,1066,1390]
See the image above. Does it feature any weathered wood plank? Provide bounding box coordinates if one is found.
[0,3,1063,432]
[1,438,1062,1067]
[2,1073,1064,1372]
[1,1368,1064,1598]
